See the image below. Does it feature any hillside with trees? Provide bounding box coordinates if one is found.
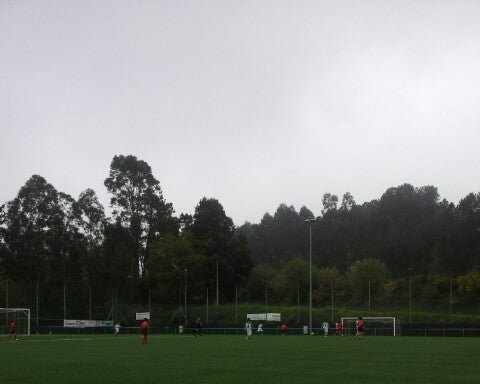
[1,154,479,322]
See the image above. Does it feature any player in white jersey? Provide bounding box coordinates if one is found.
[257,323,264,335]
[322,320,329,337]
[114,322,121,336]
[245,318,253,341]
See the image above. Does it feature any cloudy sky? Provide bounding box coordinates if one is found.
[1,0,480,225]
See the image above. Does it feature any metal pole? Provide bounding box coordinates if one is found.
[89,286,92,320]
[265,283,268,313]
[63,284,67,320]
[331,281,334,322]
[368,281,371,315]
[309,223,312,335]
[235,285,238,324]
[206,287,209,324]
[5,279,8,325]
[216,259,219,307]
[148,288,152,314]
[112,288,117,324]
[408,273,412,323]
[36,281,39,326]
[297,282,300,324]
[449,279,453,320]
[184,269,187,324]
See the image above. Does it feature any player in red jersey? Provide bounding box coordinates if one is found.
[140,318,150,344]
[334,320,344,336]
[356,316,364,339]
[8,321,17,341]
[280,322,287,336]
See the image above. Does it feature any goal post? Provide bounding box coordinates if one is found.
[341,317,399,336]
[0,308,31,335]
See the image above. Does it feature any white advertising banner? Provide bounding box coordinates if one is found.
[246,313,281,321]
[64,320,113,328]
[136,312,151,320]
[267,313,281,322]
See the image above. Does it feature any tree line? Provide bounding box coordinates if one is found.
[1,154,479,320]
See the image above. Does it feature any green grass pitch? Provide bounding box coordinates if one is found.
[1,334,479,383]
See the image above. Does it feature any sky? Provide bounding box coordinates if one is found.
[1,0,480,225]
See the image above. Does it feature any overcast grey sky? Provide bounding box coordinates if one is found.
[1,0,480,225]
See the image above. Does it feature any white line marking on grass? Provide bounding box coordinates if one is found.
[8,335,195,344]
[26,338,96,343]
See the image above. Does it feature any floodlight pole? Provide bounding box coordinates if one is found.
[408,268,412,323]
[36,281,39,326]
[206,287,209,323]
[63,284,66,320]
[304,219,316,335]
[184,268,188,325]
[216,259,219,307]
[235,285,238,324]
[368,281,371,315]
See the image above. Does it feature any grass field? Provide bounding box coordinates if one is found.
[1,334,479,384]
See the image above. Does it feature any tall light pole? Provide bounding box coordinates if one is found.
[184,268,188,324]
[408,268,412,323]
[216,259,219,307]
[304,218,316,335]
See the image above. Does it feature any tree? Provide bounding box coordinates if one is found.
[340,192,356,211]
[458,268,480,297]
[346,259,389,304]
[72,189,106,284]
[189,197,253,301]
[104,155,175,277]
[271,258,315,304]
[0,175,64,282]
[246,266,276,302]
[0,175,88,316]
[147,232,208,304]
[322,193,338,214]
[316,267,343,304]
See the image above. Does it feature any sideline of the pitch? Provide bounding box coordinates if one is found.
[5,335,196,343]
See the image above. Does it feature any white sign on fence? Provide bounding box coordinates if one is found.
[246,313,267,321]
[246,313,281,322]
[267,313,281,322]
[64,320,113,328]
[136,312,151,320]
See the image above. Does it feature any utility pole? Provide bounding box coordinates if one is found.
[206,287,209,323]
[235,285,238,324]
[36,281,39,326]
[304,219,316,335]
[297,283,300,324]
[330,281,334,322]
[184,268,188,324]
[63,284,67,320]
[216,259,219,307]
[408,268,412,323]
[368,281,371,315]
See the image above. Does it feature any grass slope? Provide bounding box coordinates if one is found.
[1,334,479,384]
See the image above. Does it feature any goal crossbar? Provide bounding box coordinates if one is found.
[0,308,31,335]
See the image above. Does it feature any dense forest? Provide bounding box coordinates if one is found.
[1,154,479,320]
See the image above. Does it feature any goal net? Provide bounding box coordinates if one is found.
[0,308,31,335]
[341,317,399,336]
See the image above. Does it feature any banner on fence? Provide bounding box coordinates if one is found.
[267,313,281,322]
[136,312,150,320]
[64,320,114,328]
[246,313,281,322]
[247,313,267,321]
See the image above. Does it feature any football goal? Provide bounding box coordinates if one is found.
[341,317,399,336]
[0,308,31,335]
